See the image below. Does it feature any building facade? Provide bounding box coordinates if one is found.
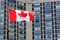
[0,0,60,40]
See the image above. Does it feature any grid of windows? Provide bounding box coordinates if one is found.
[32,3,42,40]
[0,0,4,40]
[17,1,26,40]
[17,1,26,10]
[1,0,60,40]
[32,1,60,40]
[43,2,53,40]
[55,1,60,40]
[7,0,16,40]
[4,0,26,40]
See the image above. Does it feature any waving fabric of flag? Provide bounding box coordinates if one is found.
[8,9,34,22]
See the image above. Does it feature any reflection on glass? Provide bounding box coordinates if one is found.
[45,14,52,20]
[56,1,60,5]
[34,27,40,31]
[34,35,41,40]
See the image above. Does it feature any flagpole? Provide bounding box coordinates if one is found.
[26,3,32,40]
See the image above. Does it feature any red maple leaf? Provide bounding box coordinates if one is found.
[18,11,27,18]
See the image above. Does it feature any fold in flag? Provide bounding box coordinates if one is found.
[8,9,34,22]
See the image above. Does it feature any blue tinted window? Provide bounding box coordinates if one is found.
[45,21,52,27]
[34,32,41,35]
[46,35,52,38]
[57,29,60,33]
[57,33,60,40]
[45,11,51,13]
[34,35,41,40]
[44,2,51,6]
[56,1,60,5]
[0,36,3,38]
[56,18,60,20]
[9,0,15,3]
[56,25,60,29]
[34,27,41,31]
[45,14,52,20]
[34,7,40,11]
[56,10,60,12]
[0,32,4,34]
[44,7,51,9]
[56,6,60,9]
[56,20,60,24]
[46,31,52,34]
[56,13,60,17]
[34,3,40,6]
[34,24,41,27]
[1,1,4,6]
[46,27,52,30]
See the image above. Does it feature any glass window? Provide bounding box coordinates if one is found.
[56,25,60,29]
[34,7,40,11]
[57,38,60,40]
[56,6,60,9]
[18,28,24,34]
[56,1,60,5]
[8,0,16,3]
[9,38,14,40]
[34,31,41,35]
[57,29,60,33]
[57,33,60,39]
[56,13,60,17]
[0,36,3,40]
[34,27,41,31]
[44,8,52,10]
[35,12,40,14]
[56,10,60,12]
[46,39,52,40]
[0,27,4,30]
[45,14,52,20]
[17,2,24,6]
[45,10,52,13]
[56,18,60,20]
[46,34,52,38]
[35,15,39,18]
[56,20,60,24]
[35,15,41,19]
[9,3,15,7]
[20,2,24,6]
[34,35,41,40]
[17,1,25,10]
[19,36,24,40]
[46,27,52,30]
[0,31,4,34]
[18,34,24,37]
[46,30,52,34]
[34,23,41,27]
[34,3,40,6]
[9,29,14,33]
[44,2,51,6]
[57,33,60,40]
[18,22,26,26]
[45,21,52,27]
[1,1,4,6]
[0,23,4,27]
[35,19,40,22]
[1,14,4,17]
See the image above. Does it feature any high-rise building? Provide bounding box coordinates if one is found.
[0,0,60,40]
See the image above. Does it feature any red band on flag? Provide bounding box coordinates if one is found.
[29,12,34,21]
[9,9,16,22]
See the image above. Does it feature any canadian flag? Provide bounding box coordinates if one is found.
[8,9,34,22]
